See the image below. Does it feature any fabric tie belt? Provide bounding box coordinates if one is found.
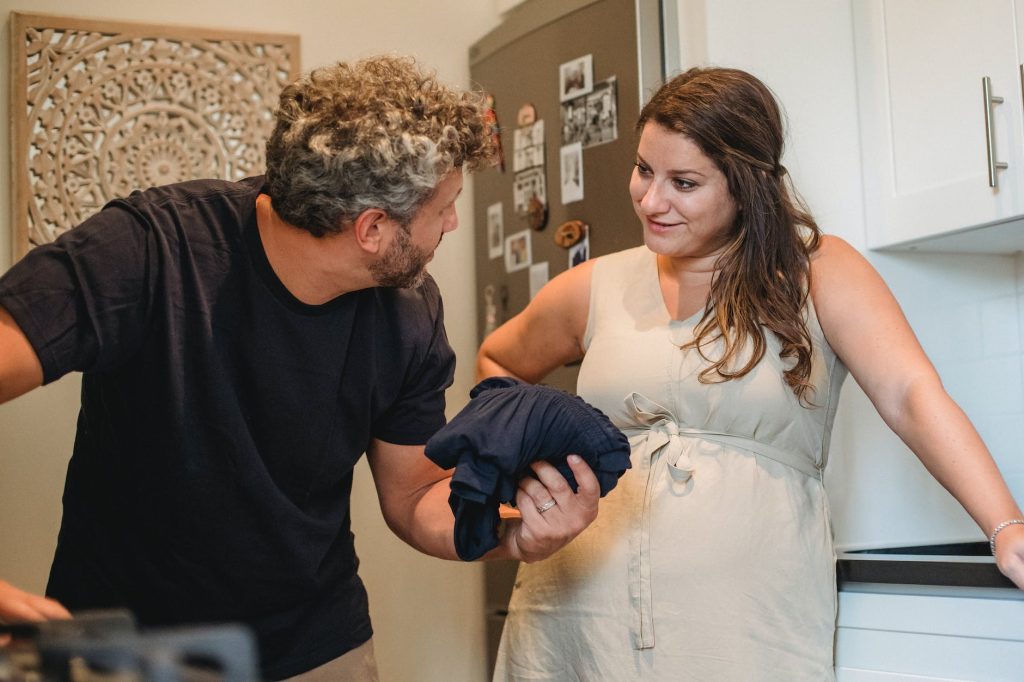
[620,392,822,650]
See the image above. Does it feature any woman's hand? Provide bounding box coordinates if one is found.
[503,455,600,563]
[994,524,1024,590]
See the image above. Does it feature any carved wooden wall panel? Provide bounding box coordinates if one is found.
[10,13,300,259]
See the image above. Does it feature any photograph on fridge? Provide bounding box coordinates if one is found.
[559,53,593,102]
[560,142,584,204]
[512,120,545,172]
[513,167,546,216]
[504,229,532,273]
[487,202,504,259]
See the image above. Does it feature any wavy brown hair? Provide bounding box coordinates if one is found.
[637,67,821,403]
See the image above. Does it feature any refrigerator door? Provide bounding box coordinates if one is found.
[470,0,665,394]
[468,1,664,674]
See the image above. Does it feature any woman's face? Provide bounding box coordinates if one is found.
[629,122,739,261]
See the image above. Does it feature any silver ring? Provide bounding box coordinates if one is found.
[535,499,557,514]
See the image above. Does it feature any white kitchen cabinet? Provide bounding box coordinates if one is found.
[852,0,1024,252]
[835,584,1024,681]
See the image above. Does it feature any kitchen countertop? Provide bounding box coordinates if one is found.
[837,542,1016,590]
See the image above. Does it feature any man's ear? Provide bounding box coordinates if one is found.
[351,208,392,255]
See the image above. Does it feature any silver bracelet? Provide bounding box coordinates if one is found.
[989,519,1024,555]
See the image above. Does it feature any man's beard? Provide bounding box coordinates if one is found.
[369,226,430,288]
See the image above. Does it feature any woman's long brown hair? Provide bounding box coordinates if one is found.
[637,67,821,403]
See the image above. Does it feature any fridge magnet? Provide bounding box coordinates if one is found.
[527,195,548,232]
[504,229,533,273]
[529,262,550,300]
[487,202,504,259]
[483,284,499,337]
[559,54,593,103]
[513,167,547,216]
[560,142,584,205]
[516,102,537,127]
[482,284,509,337]
[568,232,590,269]
[583,76,618,147]
[10,12,299,259]
[553,219,586,248]
[483,93,505,172]
[513,119,545,172]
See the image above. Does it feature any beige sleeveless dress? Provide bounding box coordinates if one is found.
[494,246,848,681]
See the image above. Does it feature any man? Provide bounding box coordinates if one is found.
[0,56,599,680]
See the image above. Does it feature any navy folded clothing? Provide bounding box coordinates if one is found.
[425,376,631,561]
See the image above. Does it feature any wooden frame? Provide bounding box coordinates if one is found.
[10,12,300,260]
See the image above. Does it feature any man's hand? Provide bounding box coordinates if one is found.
[504,455,600,563]
[0,580,71,624]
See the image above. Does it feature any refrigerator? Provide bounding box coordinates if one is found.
[468,0,667,671]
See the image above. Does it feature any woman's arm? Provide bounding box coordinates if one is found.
[810,235,1024,588]
[476,259,595,382]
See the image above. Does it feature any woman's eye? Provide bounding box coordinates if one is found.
[635,162,651,175]
[672,178,695,190]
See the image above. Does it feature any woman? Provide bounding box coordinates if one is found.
[477,67,1024,680]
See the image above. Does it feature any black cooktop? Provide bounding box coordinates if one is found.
[837,541,1017,589]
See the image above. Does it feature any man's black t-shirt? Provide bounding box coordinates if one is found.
[0,177,455,679]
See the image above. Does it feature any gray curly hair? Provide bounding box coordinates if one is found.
[265,55,495,236]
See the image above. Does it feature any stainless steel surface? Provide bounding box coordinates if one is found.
[982,75,1008,187]
[469,0,663,393]
[469,0,602,67]
[635,0,665,107]
[469,3,666,674]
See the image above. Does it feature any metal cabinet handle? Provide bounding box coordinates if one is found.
[982,76,1008,188]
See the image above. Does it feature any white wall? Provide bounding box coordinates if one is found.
[672,0,1022,548]
[830,248,1024,547]
[0,2,504,680]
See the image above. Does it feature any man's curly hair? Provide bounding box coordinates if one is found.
[265,55,495,236]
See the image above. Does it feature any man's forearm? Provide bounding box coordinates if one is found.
[385,477,461,560]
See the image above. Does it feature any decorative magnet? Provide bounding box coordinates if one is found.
[483,284,498,336]
[527,195,548,231]
[483,284,510,336]
[483,94,505,172]
[554,220,587,248]
[516,103,537,127]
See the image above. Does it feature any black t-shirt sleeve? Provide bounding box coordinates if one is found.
[0,204,152,384]
[371,280,456,446]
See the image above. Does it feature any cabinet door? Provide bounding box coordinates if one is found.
[836,588,1024,680]
[854,0,1024,248]
[1018,1,1024,144]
